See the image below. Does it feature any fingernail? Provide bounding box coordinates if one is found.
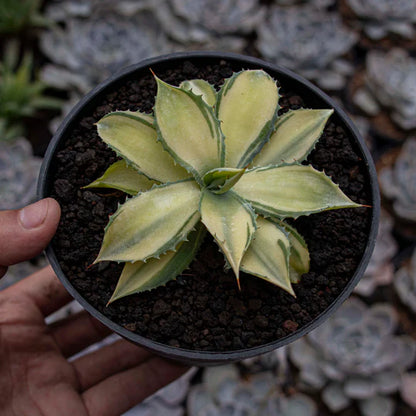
[19,199,49,230]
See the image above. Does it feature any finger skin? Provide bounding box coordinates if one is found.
[72,339,153,390]
[0,198,61,267]
[6,266,72,317]
[51,311,112,358]
[83,357,189,416]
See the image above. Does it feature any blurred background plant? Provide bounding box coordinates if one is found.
[289,298,416,416]
[0,0,50,34]
[256,4,357,90]
[344,0,416,41]
[0,41,62,141]
[394,247,416,313]
[352,49,416,134]
[379,137,416,223]
[1,1,416,415]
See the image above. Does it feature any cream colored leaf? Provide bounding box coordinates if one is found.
[203,167,246,194]
[95,180,201,263]
[96,110,190,183]
[216,70,279,168]
[200,189,256,287]
[180,79,217,107]
[107,224,206,303]
[241,217,294,295]
[253,109,334,166]
[233,165,361,219]
[154,77,224,184]
[279,221,310,283]
[83,160,156,195]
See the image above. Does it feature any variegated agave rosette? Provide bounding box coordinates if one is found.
[85,69,361,305]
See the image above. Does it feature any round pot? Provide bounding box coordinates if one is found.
[38,51,380,365]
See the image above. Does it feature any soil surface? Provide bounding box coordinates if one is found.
[49,59,372,352]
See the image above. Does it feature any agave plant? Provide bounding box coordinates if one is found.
[85,70,361,304]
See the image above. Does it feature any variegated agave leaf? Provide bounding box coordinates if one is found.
[83,160,156,195]
[85,69,363,304]
[216,70,280,168]
[154,76,224,184]
[108,224,206,304]
[233,165,360,219]
[95,180,201,263]
[179,79,217,107]
[252,108,334,166]
[241,217,294,296]
[96,110,190,183]
[200,189,256,288]
[277,221,310,283]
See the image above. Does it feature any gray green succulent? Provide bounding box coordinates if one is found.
[289,298,416,416]
[0,138,42,210]
[257,5,357,90]
[394,247,416,313]
[354,210,397,297]
[353,49,416,130]
[378,138,416,222]
[85,70,361,304]
[347,0,416,40]
[151,0,264,51]
[187,364,317,416]
[40,7,172,94]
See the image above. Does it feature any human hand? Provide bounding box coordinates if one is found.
[0,199,188,416]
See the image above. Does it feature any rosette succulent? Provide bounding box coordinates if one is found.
[86,70,361,304]
[289,298,416,416]
[353,49,416,130]
[257,5,357,90]
[346,0,416,40]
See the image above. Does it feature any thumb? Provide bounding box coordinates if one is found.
[0,198,61,273]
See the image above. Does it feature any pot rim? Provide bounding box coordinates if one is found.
[38,51,380,365]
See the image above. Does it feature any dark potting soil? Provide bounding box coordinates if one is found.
[49,60,372,352]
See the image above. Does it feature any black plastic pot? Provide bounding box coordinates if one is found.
[38,52,380,366]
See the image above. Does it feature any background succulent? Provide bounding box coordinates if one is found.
[44,0,152,20]
[394,247,416,313]
[378,138,416,222]
[256,5,357,90]
[123,368,197,416]
[354,210,398,296]
[40,7,173,95]
[274,0,334,6]
[187,364,317,416]
[0,0,49,34]
[353,49,416,131]
[0,137,42,210]
[0,41,62,141]
[86,70,360,303]
[400,372,416,412]
[346,0,416,40]
[151,0,264,51]
[289,298,416,416]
